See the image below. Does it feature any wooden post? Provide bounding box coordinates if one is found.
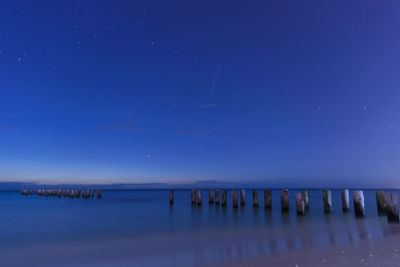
[253,190,259,207]
[196,190,202,206]
[295,193,305,215]
[169,189,174,204]
[386,193,399,223]
[353,190,365,217]
[301,190,309,210]
[232,190,238,208]
[376,190,387,215]
[97,189,102,199]
[281,189,289,211]
[209,189,214,204]
[341,189,349,211]
[221,190,227,206]
[264,189,272,209]
[191,190,196,204]
[240,189,245,206]
[323,190,332,213]
[215,190,220,205]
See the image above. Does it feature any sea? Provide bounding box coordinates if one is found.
[0,189,399,266]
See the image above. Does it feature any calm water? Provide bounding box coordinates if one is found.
[0,189,399,266]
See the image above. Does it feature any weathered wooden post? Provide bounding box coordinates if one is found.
[353,190,365,217]
[209,189,214,204]
[295,193,305,215]
[240,189,246,206]
[196,190,202,206]
[215,190,220,205]
[341,189,350,211]
[97,189,102,199]
[302,190,310,210]
[221,190,227,206]
[323,190,332,213]
[169,189,174,204]
[376,190,387,215]
[191,190,196,204]
[386,193,399,223]
[232,190,238,208]
[264,189,272,209]
[253,190,259,207]
[281,189,289,211]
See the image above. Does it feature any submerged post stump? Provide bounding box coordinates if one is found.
[264,189,272,209]
[296,193,305,215]
[353,190,365,217]
[232,190,238,208]
[97,189,102,199]
[221,190,227,206]
[376,190,387,215]
[386,193,399,223]
[209,189,214,204]
[302,190,309,210]
[169,189,174,204]
[253,190,259,207]
[323,190,332,213]
[191,190,196,204]
[240,189,246,206]
[215,190,220,205]
[281,189,289,212]
[196,190,202,206]
[341,189,350,211]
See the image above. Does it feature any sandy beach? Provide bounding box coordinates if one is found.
[220,234,400,267]
[1,220,400,267]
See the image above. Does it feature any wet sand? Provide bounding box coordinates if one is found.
[219,233,400,267]
[1,222,400,266]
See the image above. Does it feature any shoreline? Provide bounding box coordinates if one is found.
[218,233,400,267]
[1,221,400,266]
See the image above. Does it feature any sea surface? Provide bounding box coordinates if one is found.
[0,189,399,266]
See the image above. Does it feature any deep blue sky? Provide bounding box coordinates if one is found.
[1,0,400,187]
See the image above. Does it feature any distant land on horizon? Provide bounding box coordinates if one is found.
[0,181,397,190]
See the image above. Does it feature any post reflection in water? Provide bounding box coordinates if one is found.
[3,189,399,267]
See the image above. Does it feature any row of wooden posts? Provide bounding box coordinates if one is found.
[20,189,102,199]
[169,189,399,223]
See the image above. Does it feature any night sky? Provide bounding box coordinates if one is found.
[1,1,400,187]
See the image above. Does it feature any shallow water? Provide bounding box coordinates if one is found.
[0,189,399,266]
